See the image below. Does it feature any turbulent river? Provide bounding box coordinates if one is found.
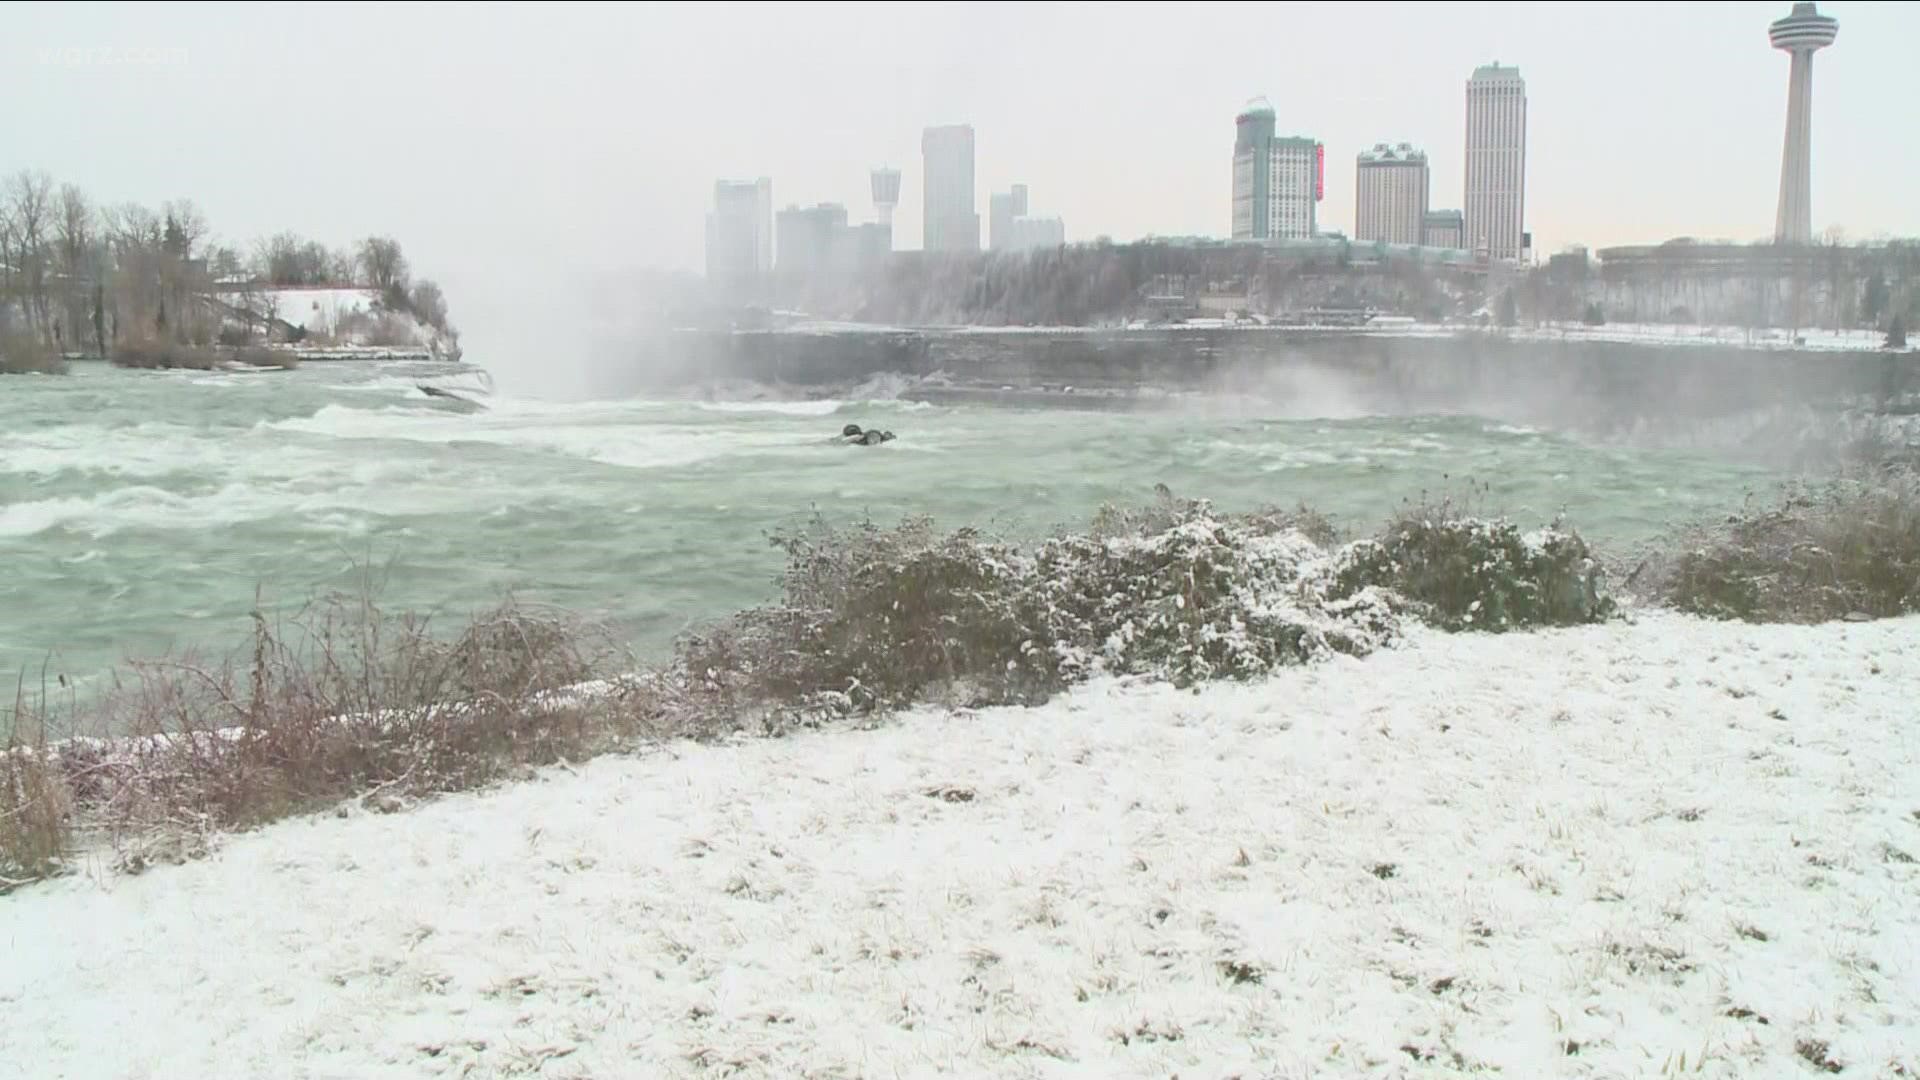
[1,360,1783,690]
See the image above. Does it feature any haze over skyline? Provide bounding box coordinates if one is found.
[7,1,1916,389]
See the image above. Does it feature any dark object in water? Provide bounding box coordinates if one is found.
[840,424,895,445]
[417,384,486,411]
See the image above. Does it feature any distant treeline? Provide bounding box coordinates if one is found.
[0,169,451,368]
[704,235,1920,335]
[737,239,1475,328]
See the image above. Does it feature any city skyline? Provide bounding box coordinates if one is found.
[10,1,1913,369]
[650,2,1898,271]
[706,3,1880,273]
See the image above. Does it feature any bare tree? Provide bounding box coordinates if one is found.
[408,279,449,331]
[55,185,93,270]
[161,198,210,259]
[96,199,216,347]
[254,232,304,284]
[0,171,450,355]
[356,236,410,298]
[207,244,246,282]
[105,202,162,252]
[327,249,356,286]
[295,241,332,285]
[253,233,340,286]
[6,170,56,337]
[55,184,96,349]
[0,209,17,330]
[103,202,164,348]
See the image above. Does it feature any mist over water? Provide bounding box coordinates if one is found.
[1,360,1782,689]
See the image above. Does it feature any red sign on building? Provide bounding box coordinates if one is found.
[1315,143,1325,201]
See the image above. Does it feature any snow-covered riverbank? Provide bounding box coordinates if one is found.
[5,612,1918,1078]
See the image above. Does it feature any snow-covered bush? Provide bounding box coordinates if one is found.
[1652,467,1920,622]
[1330,508,1612,631]
[655,492,1625,734]
[670,517,1057,728]
[1033,501,1395,687]
[659,497,1413,732]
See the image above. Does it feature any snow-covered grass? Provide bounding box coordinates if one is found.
[5,613,1916,1078]
[0,593,630,885]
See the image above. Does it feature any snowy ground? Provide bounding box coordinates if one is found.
[5,613,1919,1079]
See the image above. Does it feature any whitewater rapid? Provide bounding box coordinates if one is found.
[1,361,1779,689]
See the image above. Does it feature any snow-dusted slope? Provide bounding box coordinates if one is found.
[5,613,1918,1078]
[260,286,383,332]
[216,287,454,355]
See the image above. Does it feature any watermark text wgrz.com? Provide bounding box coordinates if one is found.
[38,45,191,68]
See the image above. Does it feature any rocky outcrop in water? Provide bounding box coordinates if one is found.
[841,424,895,446]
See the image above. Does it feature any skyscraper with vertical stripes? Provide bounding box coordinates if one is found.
[922,125,979,253]
[1463,63,1527,262]
[1232,99,1320,242]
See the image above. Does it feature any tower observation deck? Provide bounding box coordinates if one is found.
[1769,2,1838,244]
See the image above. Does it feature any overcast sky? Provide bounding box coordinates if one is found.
[6,1,1916,388]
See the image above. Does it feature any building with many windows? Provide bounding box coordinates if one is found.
[775,202,891,280]
[1232,99,1321,241]
[704,178,772,292]
[990,183,1066,253]
[989,184,1028,251]
[1423,209,1465,250]
[774,203,847,277]
[922,125,979,253]
[1002,214,1064,253]
[1355,143,1429,246]
[1463,62,1527,261]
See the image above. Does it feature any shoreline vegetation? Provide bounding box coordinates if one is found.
[0,329,67,374]
[6,462,1916,892]
[107,338,298,371]
[0,168,456,378]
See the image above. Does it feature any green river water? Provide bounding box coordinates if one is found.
[1,361,1779,691]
